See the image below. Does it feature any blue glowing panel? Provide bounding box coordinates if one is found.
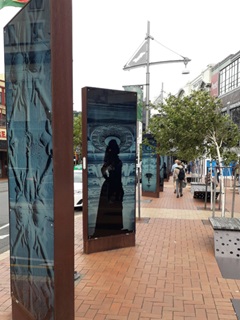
[4,0,54,318]
[142,135,157,193]
[85,88,137,238]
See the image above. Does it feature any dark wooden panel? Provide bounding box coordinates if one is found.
[81,87,89,243]
[84,233,135,254]
[12,299,34,320]
[142,190,160,198]
[51,0,74,318]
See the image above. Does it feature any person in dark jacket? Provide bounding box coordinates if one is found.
[173,160,186,198]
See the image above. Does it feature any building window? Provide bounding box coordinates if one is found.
[238,59,240,87]
[0,106,6,127]
[219,57,240,95]
[29,0,44,10]
[230,107,240,129]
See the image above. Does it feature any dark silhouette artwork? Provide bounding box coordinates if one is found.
[85,88,136,241]
[94,139,125,237]
[142,135,157,193]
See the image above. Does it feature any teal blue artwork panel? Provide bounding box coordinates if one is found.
[4,0,54,318]
[85,88,137,238]
[142,135,157,193]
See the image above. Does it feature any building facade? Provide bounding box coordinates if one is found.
[177,64,214,98]
[176,50,240,131]
[211,50,240,129]
[172,50,240,174]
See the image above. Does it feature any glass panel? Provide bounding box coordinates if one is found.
[219,70,225,95]
[4,0,54,318]
[226,66,230,92]
[238,59,240,86]
[231,107,240,129]
[142,135,158,193]
[86,88,136,238]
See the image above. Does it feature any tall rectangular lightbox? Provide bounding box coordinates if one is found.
[4,0,74,319]
[142,134,160,197]
[82,87,137,253]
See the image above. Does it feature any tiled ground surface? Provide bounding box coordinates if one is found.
[1,177,240,319]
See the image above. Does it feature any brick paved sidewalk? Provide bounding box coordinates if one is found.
[1,177,240,319]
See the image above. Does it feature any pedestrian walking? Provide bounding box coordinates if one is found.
[174,160,186,198]
[171,159,178,193]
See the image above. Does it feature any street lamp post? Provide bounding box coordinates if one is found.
[123,20,191,130]
[123,23,191,215]
[145,21,153,129]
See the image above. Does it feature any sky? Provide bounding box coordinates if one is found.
[0,0,240,111]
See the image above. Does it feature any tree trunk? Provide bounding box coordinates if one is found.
[216,145,225,216]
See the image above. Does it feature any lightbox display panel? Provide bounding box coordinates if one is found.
[4,0,54,318]
[83,87,137,239]
[142,134,159,194]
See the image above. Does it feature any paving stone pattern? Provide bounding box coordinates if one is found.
[1,177,240,319]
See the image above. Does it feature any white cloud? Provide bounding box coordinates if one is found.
[1,0,240,111]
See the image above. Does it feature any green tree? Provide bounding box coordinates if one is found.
[148,90,240,215]
[73,112,82,161]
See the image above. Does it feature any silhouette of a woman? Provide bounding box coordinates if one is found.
[94,139,124,237]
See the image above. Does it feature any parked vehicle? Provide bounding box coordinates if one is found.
[74,164,82,170]
[74,170,83,208]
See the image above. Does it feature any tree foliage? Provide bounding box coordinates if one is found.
[73,112,82,159]
[148,90,240,163]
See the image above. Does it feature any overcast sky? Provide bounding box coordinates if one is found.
[0,0,239,111]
